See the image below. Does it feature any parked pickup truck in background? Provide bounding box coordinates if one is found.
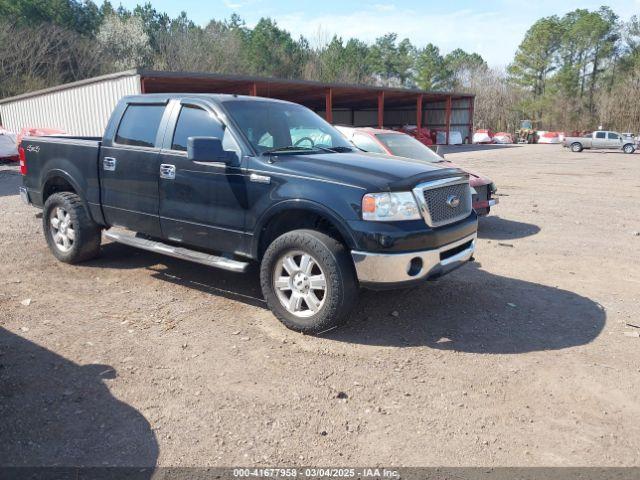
[335,126,499,216]
[563,130,636,154]
[19,94,478,333]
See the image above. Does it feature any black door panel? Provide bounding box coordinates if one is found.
[158,155,249,254]
[158,102,249,255]
[100,145,162,236]
[100,104,167,236]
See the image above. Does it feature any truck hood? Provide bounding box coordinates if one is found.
[263,152,466,191]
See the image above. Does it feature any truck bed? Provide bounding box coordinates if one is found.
[21,135,103,217]
[563,136,592,147]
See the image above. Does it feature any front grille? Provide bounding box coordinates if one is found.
[418,180,472,227]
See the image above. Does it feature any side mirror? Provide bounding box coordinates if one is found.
[187,137,235,163]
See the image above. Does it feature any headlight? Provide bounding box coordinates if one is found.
[362,192,421,221]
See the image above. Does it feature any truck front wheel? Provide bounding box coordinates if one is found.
[571,143,583,152]
[260,229,358,333]
[43,192,102,264]
[623,144,635,154]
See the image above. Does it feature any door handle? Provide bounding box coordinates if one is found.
[103,157,117,171]
[160,164,176,180]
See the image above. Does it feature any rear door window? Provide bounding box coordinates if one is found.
[115,104,165,148]
[595,132,606,139]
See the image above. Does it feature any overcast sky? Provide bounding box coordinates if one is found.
[112,0,639,67]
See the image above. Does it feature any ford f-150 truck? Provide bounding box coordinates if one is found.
[563,130,636,153]
[19,94,478,333]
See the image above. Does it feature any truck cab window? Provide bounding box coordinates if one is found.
[172,105,240,158]
[172,105,225,151]
[595,132,606,139]
[115,104,165,148]
[608,132,619,140]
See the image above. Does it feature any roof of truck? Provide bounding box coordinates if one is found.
[121,93,296,105]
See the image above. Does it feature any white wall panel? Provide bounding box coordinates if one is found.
[0,74,141,136]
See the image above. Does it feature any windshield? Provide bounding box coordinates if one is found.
[375,133,443,163]
[221,100,353,154]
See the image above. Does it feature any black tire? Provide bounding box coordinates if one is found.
[571,142,583,152]
[43,192,102,264]
[623,144,635,154]
[260,229,358,333]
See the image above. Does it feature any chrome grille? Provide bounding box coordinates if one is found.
[413,177,472,227]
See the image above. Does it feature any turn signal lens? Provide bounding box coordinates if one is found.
[362,195,376,213]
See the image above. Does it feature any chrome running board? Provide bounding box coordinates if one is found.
[104,229,249,273]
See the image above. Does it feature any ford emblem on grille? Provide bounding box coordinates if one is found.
[446,194,461,208]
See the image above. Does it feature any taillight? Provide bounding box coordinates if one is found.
[18,146,26,175]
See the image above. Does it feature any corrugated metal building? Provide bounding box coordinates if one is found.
[0,69,474,143]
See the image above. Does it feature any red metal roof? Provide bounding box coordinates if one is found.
[138,69,473,109]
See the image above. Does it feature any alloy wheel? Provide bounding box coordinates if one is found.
[49,207,75,252]
[273,250,327,317]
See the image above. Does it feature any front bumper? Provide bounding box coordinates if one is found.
[474,198,498,209]
[352,233,476,289]
[472,183,498,212]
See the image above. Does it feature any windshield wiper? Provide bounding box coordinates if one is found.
[261,145,353,156]
[315,146,353,153]
[261,146,318,155]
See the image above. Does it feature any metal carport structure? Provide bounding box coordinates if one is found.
[0,69,474,142]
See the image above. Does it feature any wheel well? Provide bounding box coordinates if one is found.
[43,176,76,202]
[258,209,348,259]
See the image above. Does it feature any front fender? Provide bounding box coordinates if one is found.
[251,199,358,258]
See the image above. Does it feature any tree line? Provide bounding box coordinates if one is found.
[509,6,640,132]
[1,1,639,133]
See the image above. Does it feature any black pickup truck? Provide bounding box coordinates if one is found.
[20,94,477,332]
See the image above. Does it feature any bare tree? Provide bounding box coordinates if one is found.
[0,22,109,98]
[596,64,640,132]
[463,67,523,132]
[97,15,152,70]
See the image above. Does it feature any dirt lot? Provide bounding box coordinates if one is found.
[1,144,639,468]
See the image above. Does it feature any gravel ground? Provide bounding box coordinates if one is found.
[1,144,639,467]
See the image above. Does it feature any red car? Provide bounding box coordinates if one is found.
[336,126,498,215]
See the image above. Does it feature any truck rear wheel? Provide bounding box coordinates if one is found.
[571,142,583,152]
[43,192,102,264]
[260,229,358,333]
